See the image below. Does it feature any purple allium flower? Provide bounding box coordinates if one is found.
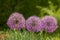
[26,16,42,32]
[40,16,58,33]
[7,12,25,30]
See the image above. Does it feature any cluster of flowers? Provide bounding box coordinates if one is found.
[7,12,58,33]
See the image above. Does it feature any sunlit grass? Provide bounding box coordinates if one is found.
[0,28,60,40]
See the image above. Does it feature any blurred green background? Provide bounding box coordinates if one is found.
[0,0,60,30]
[0,0,60,40]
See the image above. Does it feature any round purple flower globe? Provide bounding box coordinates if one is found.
[40,16,58,33]
[7,12,25,30]
[26,16,42,32]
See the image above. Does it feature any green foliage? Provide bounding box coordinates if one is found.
[37,1,60,24]
[0,0,60,40]
[0,0,51,30]
[0,0,41,29]
[0,29,60,40]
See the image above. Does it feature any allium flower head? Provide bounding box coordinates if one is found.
[40,16,58,33]
[26,16,42,32]
[7,12,25,30]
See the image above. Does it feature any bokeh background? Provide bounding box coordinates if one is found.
[0,0,60,40]
[0,0,59,30]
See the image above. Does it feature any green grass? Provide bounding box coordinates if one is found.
[0,0,60,40]
[0,28,60,40]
